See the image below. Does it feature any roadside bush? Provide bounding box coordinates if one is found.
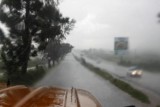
[11,66,45,86]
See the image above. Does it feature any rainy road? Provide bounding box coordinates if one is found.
[81,53,160,97]
[35,53,149,107]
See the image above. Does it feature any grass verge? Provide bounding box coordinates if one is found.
[28,58,42,67]
[74,55,150,104]
[11,66,46,86]
[0,66,46,86]
[0,58,46,86]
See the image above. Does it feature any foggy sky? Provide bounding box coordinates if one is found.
[59,0,160,54]
[0,0,160,54]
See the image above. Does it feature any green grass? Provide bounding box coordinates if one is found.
[28,58,41,67]
[74,56,150,104]
[11,66,46,86]
[111,78,150,103]
[0,58,44,85]
[0,61,7,82]
[0,66,46,86]
[0,75,7,82]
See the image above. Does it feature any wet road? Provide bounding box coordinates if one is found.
[35,53,148,107]
[81,52,160,96]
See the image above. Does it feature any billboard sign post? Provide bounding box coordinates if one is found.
[114,37,129,56]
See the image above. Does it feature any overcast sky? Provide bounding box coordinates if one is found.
[0,0,160,54]
[59,0,160,53]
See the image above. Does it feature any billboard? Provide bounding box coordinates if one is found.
[114,37,128,55]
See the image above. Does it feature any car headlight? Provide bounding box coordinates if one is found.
[131,71,137,75]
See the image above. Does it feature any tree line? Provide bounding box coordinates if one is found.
[44,40,73,67]
[0,0,75,83]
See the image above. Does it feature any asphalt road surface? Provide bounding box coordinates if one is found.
[35,53,149,107]
[81,53,160,96]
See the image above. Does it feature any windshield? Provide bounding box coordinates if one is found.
[0,0,160,107]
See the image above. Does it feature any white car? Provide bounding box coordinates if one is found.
[127,66,143,77]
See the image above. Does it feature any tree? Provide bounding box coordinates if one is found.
[44,39,73,67]
[0,28,5,43]
[0,0,75,77]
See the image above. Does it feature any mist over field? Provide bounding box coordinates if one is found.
[59,0,160,56]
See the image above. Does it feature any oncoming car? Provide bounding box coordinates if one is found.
[127,66,143,77]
